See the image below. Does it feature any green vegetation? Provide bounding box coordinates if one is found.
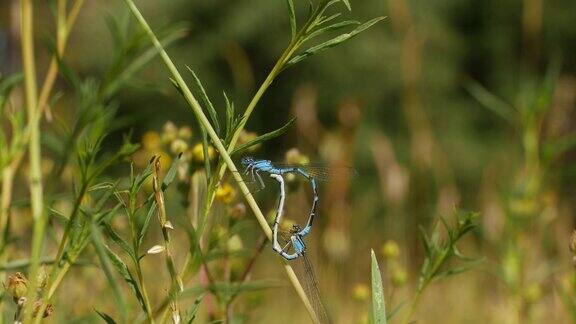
[0,0,575,323]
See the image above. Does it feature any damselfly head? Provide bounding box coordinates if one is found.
[240,157,254,167]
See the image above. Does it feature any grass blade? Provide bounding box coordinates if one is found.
[371,249,387,324]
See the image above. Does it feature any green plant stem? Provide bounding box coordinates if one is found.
[20,0,46,322]
[31,183,89,324]
[400,249,449,324]
[134,261,156,323]
[0,166,18,324]
[152,156,183,317]
[121,1,318,322]
[90,221,128,323]
[202,13,315,225]
[0,3,85,318]
[126,191,155,323]
[38,0,85,118]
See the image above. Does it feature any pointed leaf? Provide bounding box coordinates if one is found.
[0,73,23,111]
[162,152,182,191]
[231,118,296,156]
[187,67,221,135]
[287,17,385,68]
[371,249,387,324]
[305,20,360,42]
[341,0,351,10]
[286,0,297,39]
[94,309,118,324]
[91,222,128,320]
[138,201,157,247]
[465,80,516,123]
[102,222,136,262]
[102,25,188,98]
[104,245,147,312]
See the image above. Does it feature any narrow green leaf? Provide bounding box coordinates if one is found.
[0,73,23,111]
[286,0,297,40]
[186,67,221,135]
[162,152,182,191]
[102,222,136,262]
[138,201,157,248]
[317,13,342,26]
[48,207,69,226]
[386,300,406,321]
[287,16,385,68]
[231,118,296,156]
[104,15,124,50]
[465,80,516,123]
[184,224,204,278]
[94,309,118,324]
[102,25,188,98]
[91,222,128,321]
[223,91,234,138]
[184,294,204,324]
[200,127,212,178]
[304,20,360,43]
[371,249,387,324]
[104,244,147,313]
[47,41,81,91]
[341,0,351,10]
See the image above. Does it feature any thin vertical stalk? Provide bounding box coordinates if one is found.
[20,0,46,322]
[0,2,86,317]
[38,0,85,118]
[152,156,183,317]
[121,0,317,321]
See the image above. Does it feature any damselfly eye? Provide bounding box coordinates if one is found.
[241,157,253,166]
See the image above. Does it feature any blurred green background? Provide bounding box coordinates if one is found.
[1,0,576,322]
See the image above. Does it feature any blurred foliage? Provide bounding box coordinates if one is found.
[1,0,576,322]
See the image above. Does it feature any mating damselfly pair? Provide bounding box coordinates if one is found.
[239,157,355,323]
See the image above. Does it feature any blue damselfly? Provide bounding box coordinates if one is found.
[269,174,330,323]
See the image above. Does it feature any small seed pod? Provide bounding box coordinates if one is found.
[33,300,54,318]
[5,272,28,300]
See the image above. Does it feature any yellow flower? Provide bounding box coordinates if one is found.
[352,283,369,301]
[190,143,215,162]
[382,240,400,259]
[216,183,236,204]
[142,131,161,150]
